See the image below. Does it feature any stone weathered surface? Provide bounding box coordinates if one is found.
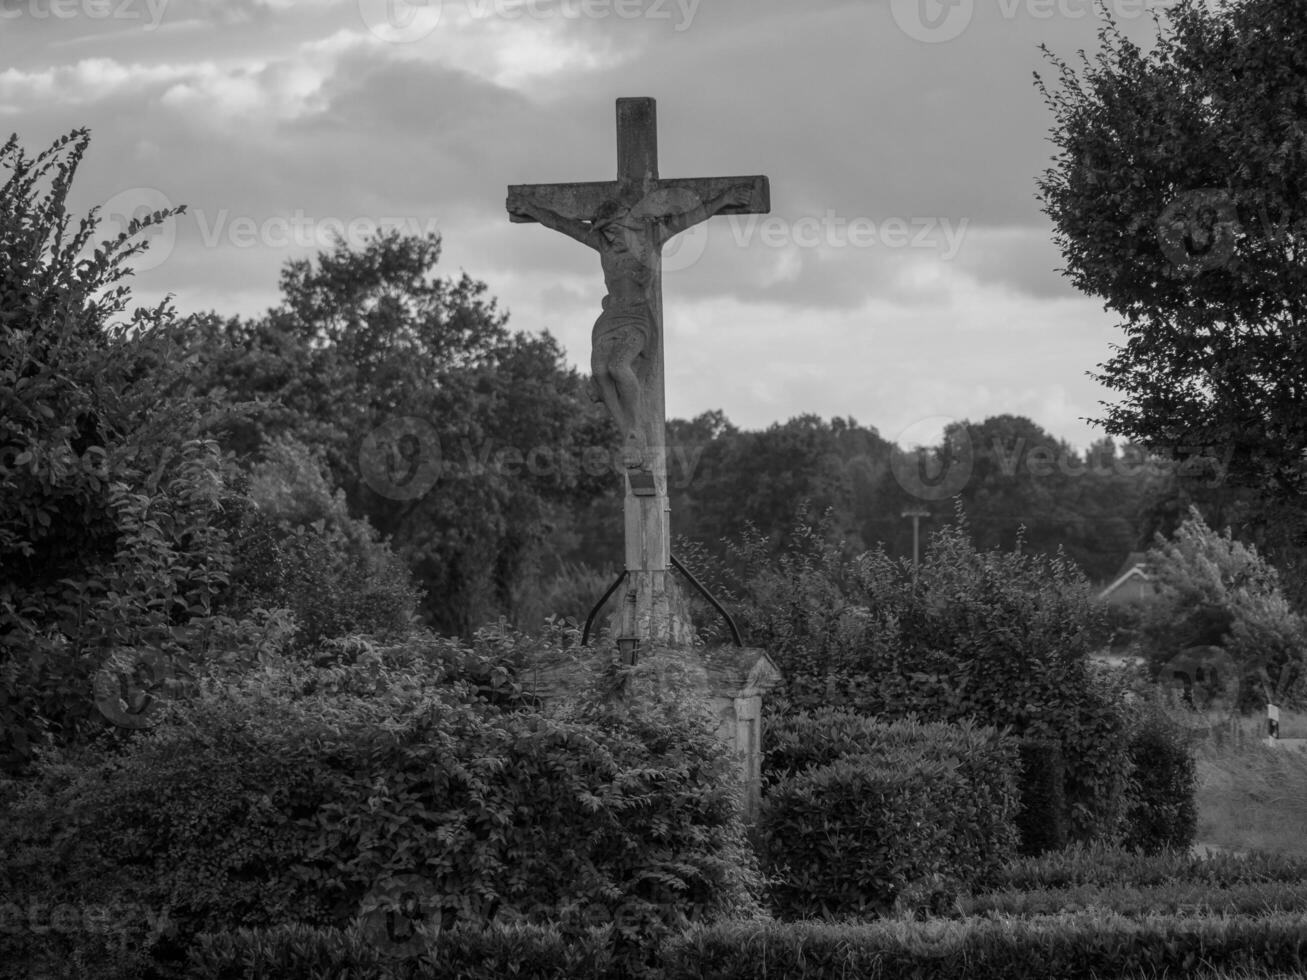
[506,98,779,822]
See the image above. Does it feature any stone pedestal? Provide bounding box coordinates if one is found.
[522,643,782,823]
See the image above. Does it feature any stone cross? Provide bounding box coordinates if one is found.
[507,97,769,650]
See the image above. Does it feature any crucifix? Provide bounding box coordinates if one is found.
[507,97,769,651]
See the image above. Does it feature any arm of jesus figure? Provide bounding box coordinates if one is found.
[506,198,597,249]
[656,183,754,244]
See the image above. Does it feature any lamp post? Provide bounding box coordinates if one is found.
[901,505,930,572]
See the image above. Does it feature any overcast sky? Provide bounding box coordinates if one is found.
[1,0,1181,451]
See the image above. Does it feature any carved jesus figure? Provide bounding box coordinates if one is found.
[510,183,752,468]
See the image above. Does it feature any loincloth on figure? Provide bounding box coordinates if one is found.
[591,300,651,361]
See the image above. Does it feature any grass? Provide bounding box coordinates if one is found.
[1167,705,1307,858]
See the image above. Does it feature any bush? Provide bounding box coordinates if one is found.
[990,841,1307,892]
[221,438,422,649]
[2,637,758,975]
[962,879,1307,918]
[1014,738,1068,856]
[759,752,965,918]
[660,914,1307,980]
[1122,700,1198,855]
[735,513,1133,845]
[188,921,615,980]
[1,131,237,775]
[757,718,1019,919]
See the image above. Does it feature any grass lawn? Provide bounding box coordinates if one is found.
[1181,706,1307,858]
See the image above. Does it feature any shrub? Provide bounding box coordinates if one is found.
[2,637,758,975]
[757,721,1019,919]
[962,879,1307,918]
[735,513,1133,845]
[1,130,238,774]
[660,914,1307,980]
[759,752,965,918]
[221,438,422,649]
[1121,700,1198,855]
[188,921,615,980]
[761,709,1020,895]
[990,841,1307,892]
[1014,738,1068,856]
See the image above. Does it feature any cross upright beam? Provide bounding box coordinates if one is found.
[507,97,769,649]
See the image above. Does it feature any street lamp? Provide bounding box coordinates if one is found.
[901,505,930,572]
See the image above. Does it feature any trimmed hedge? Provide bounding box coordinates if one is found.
[188,922,615,980]
[759,753,966,918]
[660,914,1307,980]
[1015,737,1068,856]
[1122,705,1198,854]
[992,842,1307,892]
[1,648,760,977]
[759,710,1020,917]
[963,880,1307,918]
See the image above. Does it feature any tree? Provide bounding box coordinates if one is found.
[177,233,611,635]
[1037,0,1307,509]
[1140,506,1307,710]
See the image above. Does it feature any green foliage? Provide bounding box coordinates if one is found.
[661,914,1307,980]
[175,232,611,635]
[991,841,1307,892]
[1141,506,1307,711]
[222,438,421,649]
[0,130,236,773]
[736,511,1132,844]
[1122,698,1198,855]
[757,716,1019,919]
[188,921,616,980]
[759,752,968,919]
[962,879,1307,918]
[2,632,758,975]
[1014,738,1068,857]
[1036,0,1307,502]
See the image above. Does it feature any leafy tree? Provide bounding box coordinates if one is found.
[176,233,611,635]
[1,131,231,771]
[1140,506,1307,710]
[1036,0,1307,507]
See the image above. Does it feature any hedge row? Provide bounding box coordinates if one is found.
[963,880,1307,918]
[757,712,1020,917]
[1,652,760,979]
[992,842,1307,892]
[660,914,1307,980]
[762,709,1012,785]
[187,922,614,980]
[182,911,1307,980]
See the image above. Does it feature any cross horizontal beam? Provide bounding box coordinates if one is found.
[507,174,770,223]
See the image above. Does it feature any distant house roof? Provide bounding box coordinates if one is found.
[1097,552,1158,604]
